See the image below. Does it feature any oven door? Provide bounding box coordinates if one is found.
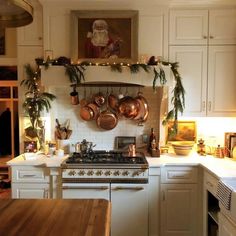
[62,183,110,200]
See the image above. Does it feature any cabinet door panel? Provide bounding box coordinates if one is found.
[169,46,207,116]
[161,184,198,236]
[208,46,236,116]
[209,9,236,45]
[111,183,148,236]
[169,10,208,45]
[12,183,49,199]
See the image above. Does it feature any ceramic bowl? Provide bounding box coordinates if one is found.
[172,141,194,156]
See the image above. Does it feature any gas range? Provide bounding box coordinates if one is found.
[61,150,149,183]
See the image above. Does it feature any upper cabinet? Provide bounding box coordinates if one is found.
[169,9,236,45]
[17,0,43,46]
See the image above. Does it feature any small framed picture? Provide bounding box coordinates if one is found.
[166,121,197,144]
[24,141,37,153]
[225,132,236,157]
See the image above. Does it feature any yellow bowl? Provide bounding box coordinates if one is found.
[173,147,192,156]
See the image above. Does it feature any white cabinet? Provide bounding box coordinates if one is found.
[160,166,200,236]
[11,166,50,199]
[169,9,236,45]
[17,0,43,46]
[219,212,236,236]
[169,9,236,117]
[111,184,148,236]
[148,167,161,236]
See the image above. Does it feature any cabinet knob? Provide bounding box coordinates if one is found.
[209,35,214,39]
[203,36,207,39]
[38,36,42,40]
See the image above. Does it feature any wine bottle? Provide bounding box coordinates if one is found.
[148,128,156,152]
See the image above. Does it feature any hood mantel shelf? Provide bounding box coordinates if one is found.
[40,65,171,87]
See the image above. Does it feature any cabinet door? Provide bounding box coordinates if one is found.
[161,184,198,236]
[169,46,208,116]
[219,212,236,236]
[208,46,236,116]
[111,183,148,236]
[209,9,236,45]
[169,10,208,45]
[12,183,49,199]
[17,0,43,46]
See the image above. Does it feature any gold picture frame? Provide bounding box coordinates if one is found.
[70,10,138,63]
[166,121,197,144]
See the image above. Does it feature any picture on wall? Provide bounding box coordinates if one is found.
[71,10,138,63]
[0,28,5,55]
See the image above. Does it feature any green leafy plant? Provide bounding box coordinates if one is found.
[21,64,56,149]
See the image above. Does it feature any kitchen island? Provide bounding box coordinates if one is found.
[0,198,111,236]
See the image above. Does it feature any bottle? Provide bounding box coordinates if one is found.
[148,128,156,153]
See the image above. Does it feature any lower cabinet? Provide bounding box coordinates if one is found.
[12,183,49,199]
[62,182,148,236]
[10,165,50,199]
[160,166,199,236]
[219,212,236,236]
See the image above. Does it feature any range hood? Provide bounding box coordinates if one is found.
[41,65,171,87]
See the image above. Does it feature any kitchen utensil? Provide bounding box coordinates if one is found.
[108,89,119,112]
[94,92,106,107]
[80,105,94,121]
[134,92,149,122]
[86,102,100,120]
[80,87,88,107]
[118,96,140,119]
[96,94,118,130]
[70,85,79,105]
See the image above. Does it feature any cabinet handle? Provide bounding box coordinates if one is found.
[62,186,109,190]
[111,186,144,191]
[202,101,206,111]
[21,174,36,177]
[209,35,214,39]
[208,101,211,111]
[203,36,207,39]
[206,181,214,188]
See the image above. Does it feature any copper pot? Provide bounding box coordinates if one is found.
[87,102,100,120]
[94,92,106,107]
[108,93,119,111]
[80,105,94,121]
[118,96,140,119]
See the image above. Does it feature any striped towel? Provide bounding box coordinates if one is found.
[216,180,233,210]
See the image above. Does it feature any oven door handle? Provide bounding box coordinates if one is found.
[111,186,144,191]
[62,186,109,190]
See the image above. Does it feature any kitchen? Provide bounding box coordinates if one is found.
[1,0,236,235]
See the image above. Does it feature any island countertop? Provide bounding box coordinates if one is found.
[0,199,111,236]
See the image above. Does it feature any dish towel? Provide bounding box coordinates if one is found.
[216,180,233,210]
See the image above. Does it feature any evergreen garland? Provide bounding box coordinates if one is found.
[35,56,185,133]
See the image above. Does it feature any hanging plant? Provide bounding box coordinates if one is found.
[35,55,185,134]
[21,63,56,150]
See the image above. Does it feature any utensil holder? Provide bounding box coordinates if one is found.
[57,139,71,154]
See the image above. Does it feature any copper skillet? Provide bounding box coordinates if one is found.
[96,94,118,130]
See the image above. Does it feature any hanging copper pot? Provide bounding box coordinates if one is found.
[93,92,106,107]
[118,96,140,119]
[134,92,149,122]
[70,85,79,105]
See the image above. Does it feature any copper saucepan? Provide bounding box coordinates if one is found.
[80,105,94,121]
[96,109,118,130]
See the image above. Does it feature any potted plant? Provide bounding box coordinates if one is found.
[21,63,56,150]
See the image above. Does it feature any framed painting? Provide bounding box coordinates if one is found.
[0,28,5,55]
[71,10,138,63]
[166,121,197,143]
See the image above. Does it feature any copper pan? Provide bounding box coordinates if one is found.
[80,105,94,121]
[118,96,140,119]
[108,92,119,112]
[87,102,100,120]
[94,92,106,107]
[134,92,149,122]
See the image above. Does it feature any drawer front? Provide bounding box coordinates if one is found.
[12,166,49,183]
[161,166,198,183]
[204,171,218,196]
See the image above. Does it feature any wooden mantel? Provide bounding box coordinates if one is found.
[0,199,111,236]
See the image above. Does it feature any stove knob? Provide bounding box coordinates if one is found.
[87,170,94,176]
[105,171,111,176]
[68,170,76,176]
[78,170,85,176]
[122,171,129,176]
[114,170,120,176]
[96,170,103,176]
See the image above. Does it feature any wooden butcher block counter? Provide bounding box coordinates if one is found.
[0,199,111,236]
